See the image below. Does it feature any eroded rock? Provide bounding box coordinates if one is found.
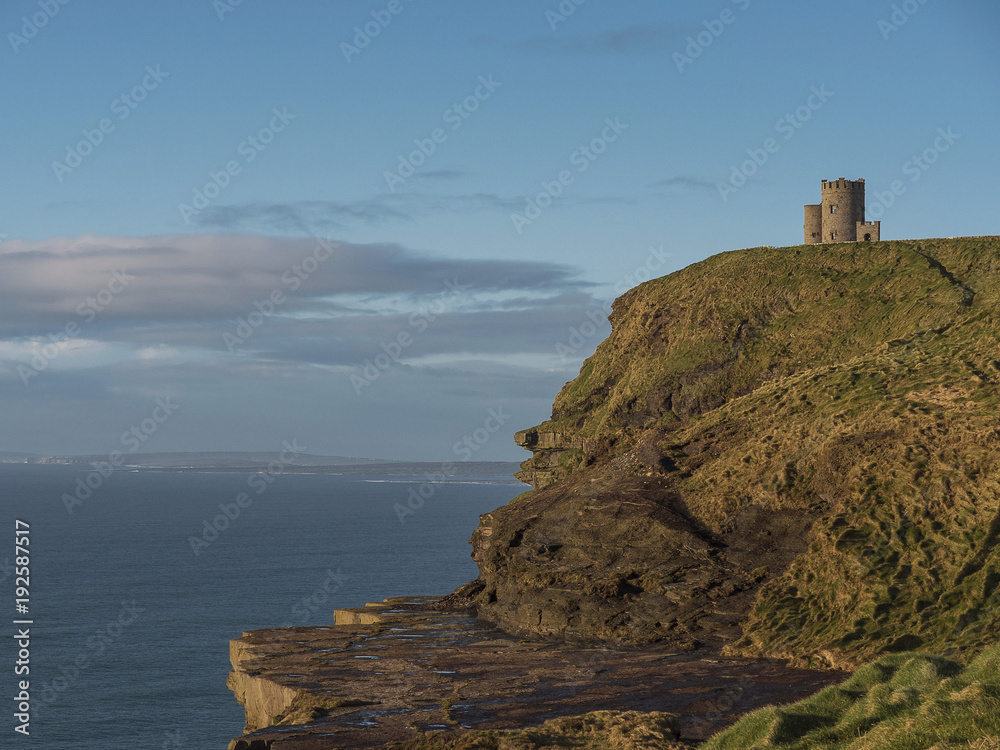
[226,598,844,749]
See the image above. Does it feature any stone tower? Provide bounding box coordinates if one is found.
[804,178,881,244]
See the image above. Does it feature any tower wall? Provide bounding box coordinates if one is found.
[820,178,866,243]
[804,204,822,244]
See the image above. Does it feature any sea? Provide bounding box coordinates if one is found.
[0,463,523,749]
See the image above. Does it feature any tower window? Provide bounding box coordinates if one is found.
[830,205,837,214]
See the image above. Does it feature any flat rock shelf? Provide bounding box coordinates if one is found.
[226,597,846,749]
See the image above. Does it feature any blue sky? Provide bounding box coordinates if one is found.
[1,0,997,461]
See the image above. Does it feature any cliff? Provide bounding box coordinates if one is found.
[225,236,1000,748]
[455,237,1000,668]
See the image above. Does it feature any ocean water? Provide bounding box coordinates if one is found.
[0,464,522,748]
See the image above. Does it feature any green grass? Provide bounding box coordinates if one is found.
[703,645,1000,749]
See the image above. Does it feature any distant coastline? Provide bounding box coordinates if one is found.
[0,451,522,479]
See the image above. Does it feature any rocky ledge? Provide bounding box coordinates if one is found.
[445,462,816,652]
[226,596,844,749]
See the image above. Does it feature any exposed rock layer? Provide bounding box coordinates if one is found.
[226,598,844,749]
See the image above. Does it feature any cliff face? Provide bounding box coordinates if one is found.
[228,631,302,734]
[512,429,599,489]
[459,237,1000,667]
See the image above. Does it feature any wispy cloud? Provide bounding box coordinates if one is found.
[413,169,470,181]
[191,193,522,232]
[510,23,683,55]
[189,190,636,233]
[651,176,717,192]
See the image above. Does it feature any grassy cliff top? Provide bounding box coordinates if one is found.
[537,238,992,448]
